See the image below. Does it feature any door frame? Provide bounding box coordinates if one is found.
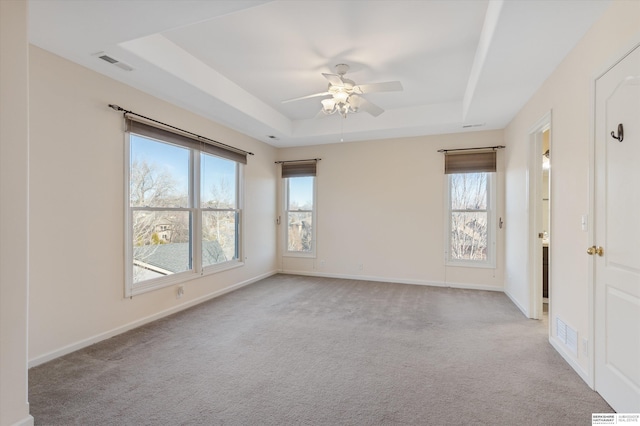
[527,111,551,322]
[588,38,640,392]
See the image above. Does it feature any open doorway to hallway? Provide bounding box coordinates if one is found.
[541,129,550,316]
[528,112,551,327]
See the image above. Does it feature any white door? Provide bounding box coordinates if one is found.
[594,44,640,412]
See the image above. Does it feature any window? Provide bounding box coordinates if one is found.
[126,119,244,296]
[281,160,317,256]
[285,176,315,254]
[444,151,496,267]
[201,153,240,268]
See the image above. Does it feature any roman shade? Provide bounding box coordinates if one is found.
[281,160,317,178]
[444,151,496,174]
[125,117,247,164]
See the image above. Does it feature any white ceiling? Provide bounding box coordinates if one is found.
[28,0,610,148]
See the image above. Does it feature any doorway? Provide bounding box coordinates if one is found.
[528,112,551,323]
[541,129,550,313]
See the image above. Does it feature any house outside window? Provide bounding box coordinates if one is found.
[125,119,245,296]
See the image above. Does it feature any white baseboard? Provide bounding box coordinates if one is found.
[279,269,503,292]
[549,335,593,388]
[504,289,531,318]
[29,270,277,368]
[11,415,34,426]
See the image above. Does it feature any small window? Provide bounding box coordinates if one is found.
[285,176,315,254]
[280,160,317,257]
[446,172,495,267]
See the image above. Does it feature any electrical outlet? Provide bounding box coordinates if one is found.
[177,285,184,299]
[358,263,364,272]
[582,338,589,357]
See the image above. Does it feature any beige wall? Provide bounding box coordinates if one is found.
[504,0,640,380]
[28,46,278,365]
[0,0,33,424]
[277,130,505,291]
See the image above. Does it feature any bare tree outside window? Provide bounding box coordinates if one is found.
[449,173,488,261]
[201,154,239,266]
[130,137,191,283]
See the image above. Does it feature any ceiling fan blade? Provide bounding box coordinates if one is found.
[350,95,384,117]
[322,73,344,87]
[282,92,330,104]
[353,81,403,94]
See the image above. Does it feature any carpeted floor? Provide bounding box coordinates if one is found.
[29,274,613,425]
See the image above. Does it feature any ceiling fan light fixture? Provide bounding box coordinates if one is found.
[347,96,359,112]
[283,63,401,119]
[321,98,336,114]
[333,91,349,103]
[338,103,350,118]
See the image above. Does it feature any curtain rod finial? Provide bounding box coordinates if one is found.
[109,104,124,112]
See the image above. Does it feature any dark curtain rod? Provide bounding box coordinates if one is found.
[108,104,254,156]
[437,145,505,153]
[274,158,321,164]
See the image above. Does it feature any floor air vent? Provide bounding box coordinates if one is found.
[556,317,578,356]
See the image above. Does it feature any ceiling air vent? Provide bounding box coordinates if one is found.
[95,52,134,71]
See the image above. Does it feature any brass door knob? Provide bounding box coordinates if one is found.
[587,246,604,256]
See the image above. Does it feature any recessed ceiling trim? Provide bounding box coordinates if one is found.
[462,0,504,121]
[119,34,292,136]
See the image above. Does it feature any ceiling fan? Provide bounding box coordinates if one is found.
[282,64,403,118]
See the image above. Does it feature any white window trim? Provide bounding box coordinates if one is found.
[444,172,496,269]
[282,176,317,258]
[124,134,244,298]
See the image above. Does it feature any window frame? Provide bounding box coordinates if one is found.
[445,171,496,268]
[125,133,244,297]
[283,175,317,258]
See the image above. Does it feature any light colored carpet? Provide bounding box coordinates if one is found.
[29,274,612,425]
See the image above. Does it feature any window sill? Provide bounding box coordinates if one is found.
[127,260,245,297]
[445,260,496,269]
[283,252,316,259]
[202,260,245,275]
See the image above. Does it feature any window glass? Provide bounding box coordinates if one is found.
[201,153,239,267]
[450,211,488,261]
[202,211,238,266]
[130,135,189,208]
[285,176,314,254]
[450,173,487,210]
[201,154,237,208]
[132,210,191,283]
[448,172,493,265]
[288,176,314,210]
